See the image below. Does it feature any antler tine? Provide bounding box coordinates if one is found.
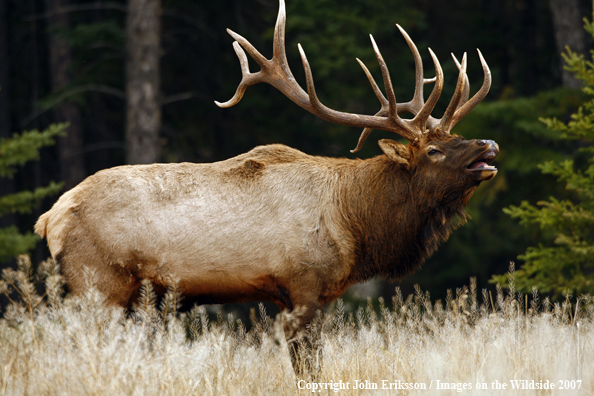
[368,35,399,121]
[350,128,374,153]
[272,0,288,62]
[214,40,259,108]
[451,53,470,106]
[438,52,467,133]
[450,49,491,128]
[409,48,444,132]
[395,24,438,115]
[350,58,389,153]
[356,58,389,115]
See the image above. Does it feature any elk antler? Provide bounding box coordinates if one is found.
[216,0,491,152]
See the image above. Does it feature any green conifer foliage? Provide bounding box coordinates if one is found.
[491,18,594,298]
[0,123,66,261]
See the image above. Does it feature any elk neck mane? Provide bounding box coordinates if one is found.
[337,150,474,283]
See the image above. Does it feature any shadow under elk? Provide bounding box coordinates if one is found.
[35,0,498,374]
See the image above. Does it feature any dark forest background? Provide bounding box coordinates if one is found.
[0,0,591,307]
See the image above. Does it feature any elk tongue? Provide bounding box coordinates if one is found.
[469,161,488,169]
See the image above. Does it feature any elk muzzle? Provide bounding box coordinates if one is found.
[467,140,499,181]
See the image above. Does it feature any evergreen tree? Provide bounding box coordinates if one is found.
[491,17,594,298]
[0,123,66,261]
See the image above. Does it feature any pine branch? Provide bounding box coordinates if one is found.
[0,124,67,177]
[0,182,63,216]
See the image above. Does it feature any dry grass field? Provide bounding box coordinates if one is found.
[0,256,592,396]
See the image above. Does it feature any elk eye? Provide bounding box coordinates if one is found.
[428,149,442,156]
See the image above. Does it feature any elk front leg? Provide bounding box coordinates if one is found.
[283,302,323,377]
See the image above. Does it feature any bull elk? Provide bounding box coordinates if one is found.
[35,0,498,373]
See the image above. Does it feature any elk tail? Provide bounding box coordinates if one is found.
[34,212,49,238]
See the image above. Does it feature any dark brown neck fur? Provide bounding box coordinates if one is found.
[340,155,473,283]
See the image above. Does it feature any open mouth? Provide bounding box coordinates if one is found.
[467,149,497,172]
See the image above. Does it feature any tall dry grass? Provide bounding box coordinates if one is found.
[0,257,592,395]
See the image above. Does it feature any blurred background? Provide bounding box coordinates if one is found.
[0,0,591,311]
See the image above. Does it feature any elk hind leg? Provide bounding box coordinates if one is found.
[283,302,324,377]
[58,239,140,307]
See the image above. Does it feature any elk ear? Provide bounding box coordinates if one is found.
[378,139,410,168]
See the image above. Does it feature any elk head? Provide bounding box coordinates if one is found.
[215,0,498,186]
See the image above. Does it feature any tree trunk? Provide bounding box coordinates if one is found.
[549,0,585,89]
[125,0,162,164]
[0,0,15,228]
[0,0,9,140]
[46,0,86,189]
